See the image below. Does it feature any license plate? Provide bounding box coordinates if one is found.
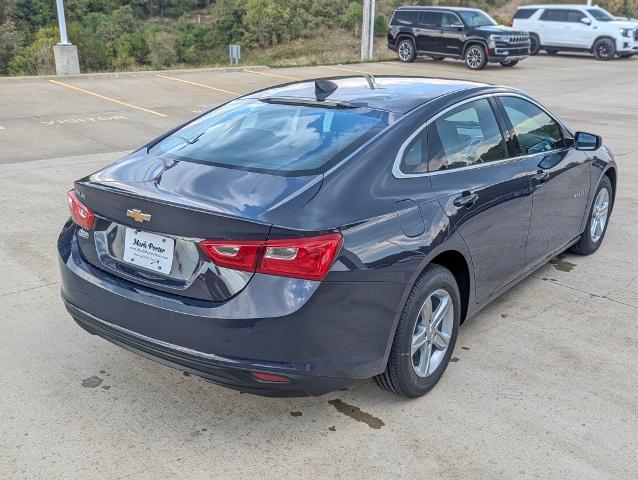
[123,228,174,274]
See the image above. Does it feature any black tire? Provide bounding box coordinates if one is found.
[570,175,613,255]
[529,34,541,55]
[397,38,416,63]
[500,60,519,67]
[464,44,488,70]
[619,53,634,59]
[430,55,445,61]
[546,49,558,55]
[593,37,616,60]
[374,264,461,398]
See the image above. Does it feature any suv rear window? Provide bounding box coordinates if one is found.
[149,99,390,176]
[540,9,585,22]
[513,8,537,19]
[392,11,419,25]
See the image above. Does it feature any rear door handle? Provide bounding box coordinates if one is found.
[532,170,549,185]
[453,192,478,208]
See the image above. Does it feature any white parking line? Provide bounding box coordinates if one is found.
[243,69,299,81]
[155,74,240,96]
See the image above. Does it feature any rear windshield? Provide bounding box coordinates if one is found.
[149,99,390,176]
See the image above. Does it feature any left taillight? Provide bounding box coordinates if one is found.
[199,233,343,281]
[67,189,95,230]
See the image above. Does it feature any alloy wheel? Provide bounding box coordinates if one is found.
[398,41,413,62]
[590,187,610,243]
[466,47,483,69]
[595,40,614,59]
[411,289,454,378]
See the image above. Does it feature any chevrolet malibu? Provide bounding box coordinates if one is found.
[59,77,616,397]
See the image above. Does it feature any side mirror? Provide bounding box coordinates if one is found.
[574,131,601,151]
[580,17,592,25]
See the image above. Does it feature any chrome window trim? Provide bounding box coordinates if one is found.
[392,92,572,179]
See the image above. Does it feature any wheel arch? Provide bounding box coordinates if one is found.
[396,34,416,47]
[463,39,489,57]
[603,165,617,208]
[590,35,616,52]
[430,250,471,324]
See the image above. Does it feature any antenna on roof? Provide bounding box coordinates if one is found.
[364,74,376,90]
[315,79,338,101]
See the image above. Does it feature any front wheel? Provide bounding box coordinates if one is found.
[397,38,416,63]
[500,60,519,67]
[529,34,540,55]
[374,264,460,397]
[465,44,487,70]
[593,37,616,60]
[570,175,613,255]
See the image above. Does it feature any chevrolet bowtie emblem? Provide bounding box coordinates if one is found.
[126,209,152,223]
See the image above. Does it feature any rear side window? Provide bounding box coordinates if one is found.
[420,11,443,27]
[427,99,508,172]
[150,99,390,176]
[514,8,538,19]
[500,97,563,155]
[392,11,419,25]
[540,9,583,22]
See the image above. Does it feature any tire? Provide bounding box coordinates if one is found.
[619,53,634,59]
[593,37,616,60]
[570,175,613,255]
[529,34,541,55]
[397,38,416,63]
[500,60,519,67]
[374,264,461,398]
[430,55,445,61]
[464,44,488,70]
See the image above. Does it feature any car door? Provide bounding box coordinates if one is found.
[438,12,465,57]
[562,10,595,47]
[495,95,592,267]
[538,9,570,46]
[415,10,443,52]
[427,98,532,302]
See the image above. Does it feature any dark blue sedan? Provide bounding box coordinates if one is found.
[58,76,616,397]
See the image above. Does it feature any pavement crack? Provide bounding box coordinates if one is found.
[0,281,60,298]
[531,275,637,310]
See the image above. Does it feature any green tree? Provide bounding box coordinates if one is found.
[340,2,363,37]
[0,19,20,73]
[8,25,57,75]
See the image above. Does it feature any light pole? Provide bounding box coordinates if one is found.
[360,0,376,62]
[53,0,80,75]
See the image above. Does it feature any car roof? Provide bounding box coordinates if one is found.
[396,6,484,12]
[246,76,490,114]
[518,4,595,9]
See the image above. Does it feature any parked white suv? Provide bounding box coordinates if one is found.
[512,4,638,60]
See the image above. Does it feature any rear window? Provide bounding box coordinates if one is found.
[392,10,420,25]
[149,99,390,176]
[513,8,537,19]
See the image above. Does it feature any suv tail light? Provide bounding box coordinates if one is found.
[67,190,95,230]
[199,233,343,281]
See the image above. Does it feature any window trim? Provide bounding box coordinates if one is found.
[392,93,572,179]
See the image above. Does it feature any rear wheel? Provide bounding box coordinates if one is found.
[397,38,416,63]
[465,44,488,70]
[500,60,519,67]
[374,264,460,397]
[593,37,616,60]
[529,34,540,55]
[570,176,613,255]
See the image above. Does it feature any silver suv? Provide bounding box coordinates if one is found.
[512,4,638,59]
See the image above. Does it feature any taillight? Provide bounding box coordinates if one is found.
[67,190,95,230]
[199,233,343,281]
[249,371,291,383]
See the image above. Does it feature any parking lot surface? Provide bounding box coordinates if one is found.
[1,55,637,479]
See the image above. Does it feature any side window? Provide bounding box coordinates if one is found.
[440,12,462,28]
[427,99,508,172]
[540,9,568,22]
[399,133,428,174]
[500,97,563,156]
[393,11,418,25]
[566,10,585,22]
[420,11,442,27]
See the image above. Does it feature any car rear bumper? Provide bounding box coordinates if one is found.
[58,222,405,396]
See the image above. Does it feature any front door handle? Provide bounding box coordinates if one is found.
[532,170,549,185]
[453,192,478,208]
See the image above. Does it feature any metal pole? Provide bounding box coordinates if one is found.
[368,0,376,60]
[361,0,371,61]
[55,0,70,45]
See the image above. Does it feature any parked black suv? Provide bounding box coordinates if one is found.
[387,6,531,70]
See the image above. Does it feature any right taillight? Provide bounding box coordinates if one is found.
[199,233,343,281]
[67,189,95,230]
